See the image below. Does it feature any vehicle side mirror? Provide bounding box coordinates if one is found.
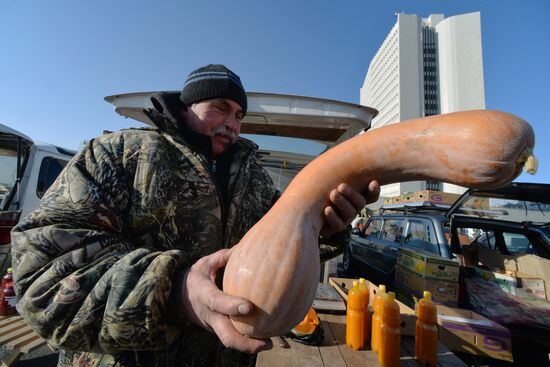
[351,228,362,236]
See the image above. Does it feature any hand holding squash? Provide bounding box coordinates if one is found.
[321,181,380,236]
[180,248,273,353]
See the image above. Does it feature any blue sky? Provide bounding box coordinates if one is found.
[1,0,548,184]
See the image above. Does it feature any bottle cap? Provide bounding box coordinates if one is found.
[359,278,366,284]
[7,267,12,273]
[423,291,432,300]
[379,284,386,292]
[387,291,395,302]
[352,280,358,288]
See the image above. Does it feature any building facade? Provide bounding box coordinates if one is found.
[360,12,485,199]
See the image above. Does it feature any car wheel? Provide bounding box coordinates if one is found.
[342,247,355,276]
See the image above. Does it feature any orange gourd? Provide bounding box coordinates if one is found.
[223,110,536,338]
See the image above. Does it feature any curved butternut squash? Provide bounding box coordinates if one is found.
[223,110,536,338]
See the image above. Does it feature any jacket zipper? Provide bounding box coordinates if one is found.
[207,157,228,246]
[220,147,255,248]
[186,144,255,249]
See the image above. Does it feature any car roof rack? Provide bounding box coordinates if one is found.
[379,201,451,215]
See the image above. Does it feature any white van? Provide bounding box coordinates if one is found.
[0,123,76,273]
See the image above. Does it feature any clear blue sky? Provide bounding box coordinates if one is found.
[1,0,548,184]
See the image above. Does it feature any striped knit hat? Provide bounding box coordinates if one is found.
[180,64,247,113]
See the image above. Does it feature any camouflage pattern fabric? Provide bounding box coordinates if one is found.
[11,93,348,366]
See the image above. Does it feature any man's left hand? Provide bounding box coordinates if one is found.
[320,180,380,236]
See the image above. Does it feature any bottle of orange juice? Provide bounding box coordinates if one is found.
[379,291,401,367]
[416,291,438,367]
[358,278,371,344]
[346,280,365,350]
[371,284,387,354]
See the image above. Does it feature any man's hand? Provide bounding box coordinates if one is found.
[321,180,380,236]
[181,248,272,354]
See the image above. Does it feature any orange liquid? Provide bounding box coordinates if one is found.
[415,322,438,367]
[379,293,400,367]
[371,312,382,353]
[358,279,371,344]
[415,295,438,366]
[371,289,387,353]
[380,324,401,367]
[346,284,365,350]
[346,309,365,350]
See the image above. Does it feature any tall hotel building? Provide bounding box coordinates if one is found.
[360,12,486,198]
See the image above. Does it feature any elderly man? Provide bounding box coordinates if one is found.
[12,64,379,366]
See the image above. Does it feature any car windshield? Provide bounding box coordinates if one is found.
[0,146,20,207]
[454,194,550,225]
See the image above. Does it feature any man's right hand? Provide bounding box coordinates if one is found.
[181,248,273,354]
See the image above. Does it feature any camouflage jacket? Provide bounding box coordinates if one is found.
[11,93,348,367]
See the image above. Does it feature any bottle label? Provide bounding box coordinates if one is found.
[6,296,16,308]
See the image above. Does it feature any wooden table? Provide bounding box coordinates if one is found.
[256,313,467,367]
[0,315,48,367]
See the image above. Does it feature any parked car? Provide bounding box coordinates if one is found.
[0,123,76,273]
[342,182,550,287]
[342,201,454,286]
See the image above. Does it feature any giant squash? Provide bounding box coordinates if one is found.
[223,110,537,338]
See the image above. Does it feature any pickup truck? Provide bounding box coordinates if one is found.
[0,123,76,273]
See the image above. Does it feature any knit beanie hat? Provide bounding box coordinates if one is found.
[180,64,247,113]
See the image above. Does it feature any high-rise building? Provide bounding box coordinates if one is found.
[360,12,485,198]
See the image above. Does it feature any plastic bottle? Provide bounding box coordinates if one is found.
[371,284,387,354]
[416,291,438,367]
[358,278,371,344]
[379,291,401,367]
[346,280,365,350]
[0,268,17,316]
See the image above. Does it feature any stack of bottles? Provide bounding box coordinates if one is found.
[415,291,438,367]
[346,280,438,367]
[0,267,17,316]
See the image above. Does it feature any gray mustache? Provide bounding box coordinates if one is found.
[212,125,237,142]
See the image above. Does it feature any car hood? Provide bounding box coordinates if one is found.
[446,182,550,226]
[104,91,378,190]
[104,91,377,147]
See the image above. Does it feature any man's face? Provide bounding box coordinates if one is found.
[181,98,244,156]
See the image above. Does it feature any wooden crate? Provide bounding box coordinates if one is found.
[0,315,49,366]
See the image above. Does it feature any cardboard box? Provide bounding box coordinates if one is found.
[413,190,460,205]
[397,247,459,282]
[467,266,546,300]
[437,305,513,362]
[477,247,550,300]
[395,265,459,306]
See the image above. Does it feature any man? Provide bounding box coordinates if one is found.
[12,64,379,366]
